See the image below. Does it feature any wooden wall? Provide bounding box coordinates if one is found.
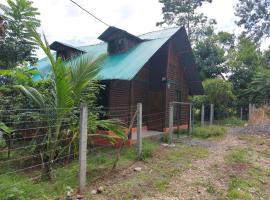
[165,38,190,127]
[102,37,190,131]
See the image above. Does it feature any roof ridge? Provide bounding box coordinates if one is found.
[138,26,180,37]
[77,26,180,48]
[78,42,105,48]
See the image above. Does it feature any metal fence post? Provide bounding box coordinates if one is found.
[168,102,174,144]
[136,103,142,159]
[189,104,193,135]
[240,107,243,120]
[201,103,205,126]
[210,104,214,125]
[248,103,252,120]
[79,104,88,192]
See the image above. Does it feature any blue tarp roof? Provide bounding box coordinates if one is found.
[33,27,179,81]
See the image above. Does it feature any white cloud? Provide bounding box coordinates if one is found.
[0,0,269,57]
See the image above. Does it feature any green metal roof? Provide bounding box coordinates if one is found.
[33,27,179,81]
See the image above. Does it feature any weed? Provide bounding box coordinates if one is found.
[219,117,246,126]
[160,134,169,143]
[205,182,216,194]
[153,178,169,192]
[193,125,226,139]
[227,174,253,200]
[226,149,249,163]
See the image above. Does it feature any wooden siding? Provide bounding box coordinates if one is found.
[165,40,190,127]
[107,32,140,55]
[107,80,131,125]
[101,39,190,131]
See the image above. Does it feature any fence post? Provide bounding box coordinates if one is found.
[168,102,174,144]
[201,103,205,126]
[189,104,193,135]
[240,107,243,120]
[210,104,214,125]
[248,103,252,120]
[79,104,88,192]
[136,103,142,159]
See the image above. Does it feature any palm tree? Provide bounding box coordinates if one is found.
[19,26,126,179]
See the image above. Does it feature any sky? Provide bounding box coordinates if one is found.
[0,0,269,57]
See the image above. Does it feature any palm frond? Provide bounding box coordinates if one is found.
[68,55,105,103]
[17,85,46,108]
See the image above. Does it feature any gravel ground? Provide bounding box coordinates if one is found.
[238,123,270,135]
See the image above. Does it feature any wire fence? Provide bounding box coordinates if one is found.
[1,101,230,198]
[0,103,178,199]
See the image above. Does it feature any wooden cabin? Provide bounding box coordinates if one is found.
[34,26,203,134]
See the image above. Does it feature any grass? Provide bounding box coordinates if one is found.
[223,144,270,200]
[0,139,159,200]
[219,117,246,126]
[226,148,249,163]
[227,174,253,200]
[89,144,209,200]
[193,125,226,139]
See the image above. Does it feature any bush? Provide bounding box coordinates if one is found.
[140,140,156,160]
[220,117,245,126]
[193,125,226,139]
[160,135,169,143]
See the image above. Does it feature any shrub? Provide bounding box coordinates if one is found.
[220,117,245,126]
[193,125,226,139]
[160,134,169,143]
[140,140,157,160]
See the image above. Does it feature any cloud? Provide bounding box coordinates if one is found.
[0,0,269,57]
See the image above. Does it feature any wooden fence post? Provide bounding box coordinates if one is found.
[168,102,174,144]
[137,103,142,159]
[210,104,214,125]
[79,104,88,192]
[201,103,205,127]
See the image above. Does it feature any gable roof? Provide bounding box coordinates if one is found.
[50,41,86,53]
[98,26,143,43]
[33,27,179,81]
[33,27,203,95]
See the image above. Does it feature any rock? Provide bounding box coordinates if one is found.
[97,186,104,193]
[134,167,142,172]
[90,189,97,195]
[168,143,176,148]
[161,143,169,147]
[76,194,84,199]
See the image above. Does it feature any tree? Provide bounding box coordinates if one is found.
[19,26,125,179]
[262,47,270,69]
[192,78,236,119]
[157,0,215,43]
[0,0,40,69]
[228,36,263,101]
[0,15,7,37]
[194,30,235,80]
[235,0,270,44]
[245,69,270,103]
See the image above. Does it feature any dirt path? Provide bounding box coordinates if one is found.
[143,128,270,200]
[88,129,270,200]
